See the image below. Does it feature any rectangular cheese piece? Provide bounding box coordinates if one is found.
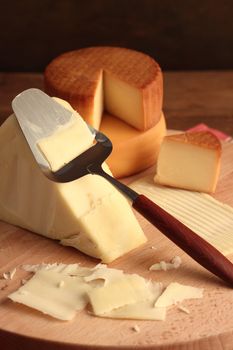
[37,110,94,172]
[87,274,153,315]
[103,300,166,321]
[154,131,222,193]
[99,280,165,321]
[131,175,233,256]
[154,282,203,307]
[9,270,91,320]
[0,100,146,263]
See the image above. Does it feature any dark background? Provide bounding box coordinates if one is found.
[1,0,233,72]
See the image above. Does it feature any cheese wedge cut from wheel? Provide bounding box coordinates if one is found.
[44,47,163,131]
[154,131,222,193]
[0,101,146,263]
[100,111,166,178]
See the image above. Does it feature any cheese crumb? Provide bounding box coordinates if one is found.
[149,256,182,271]
[177,305,190,314]
[2,268,17,280]
[2,272,9,280]
[9,263,202,322]
[9,268,17,279]
[58,280,65,288]
[171,256,182,268]
[132,324,140,333]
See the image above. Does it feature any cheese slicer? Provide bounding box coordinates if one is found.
[12,88,233,286]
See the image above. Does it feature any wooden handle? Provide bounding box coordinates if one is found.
[133,194,233,286]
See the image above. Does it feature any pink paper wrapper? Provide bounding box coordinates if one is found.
[187,123,232,142]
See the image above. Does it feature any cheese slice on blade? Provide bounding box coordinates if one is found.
[0,101,146,263]
[154,131,222,193]
[44,47,163,131]
[37,110,94,172]
[100,111,166,178]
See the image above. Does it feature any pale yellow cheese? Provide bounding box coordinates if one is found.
[87,274,153,315]
[103,300,166,321]
[37,110,94,172]
[9,263,203,321]
[0,101,146,263]
[83,266,124,285]
[149,256,182,271]
[104,71,144,130]
[98,280,165,321]
[154,132,222,193]
[130,175,233,256]
[154,282,203,307]
[9,270,91,321]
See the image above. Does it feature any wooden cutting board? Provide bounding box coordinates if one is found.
[0,142,233,350]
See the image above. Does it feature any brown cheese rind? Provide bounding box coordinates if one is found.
[44,47,163,131]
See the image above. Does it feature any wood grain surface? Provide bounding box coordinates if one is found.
[0,142,233,350]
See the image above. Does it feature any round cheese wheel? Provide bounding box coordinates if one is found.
[100,112,166,178]
[44,47,163,131]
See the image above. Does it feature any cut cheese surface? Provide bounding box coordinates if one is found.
[100,111,166,178]
[37,110,94,172]
[0,99,146,263]
[154,131,222,193]
[131,175,233,255]
[154,282,203,308]
[44,47,163,131]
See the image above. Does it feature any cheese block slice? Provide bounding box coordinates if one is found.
[9,270,91,321]
[37,110,94,172]
[87,274,153,315]
[154,131,222,193]
[44,47,163,131]
[100,111,166,178]
[0,106,146,263]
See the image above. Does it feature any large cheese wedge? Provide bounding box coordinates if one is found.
[154,131,222,193]
[0,106,146,263]
[44,47,163,131]
[100,111,166,178]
